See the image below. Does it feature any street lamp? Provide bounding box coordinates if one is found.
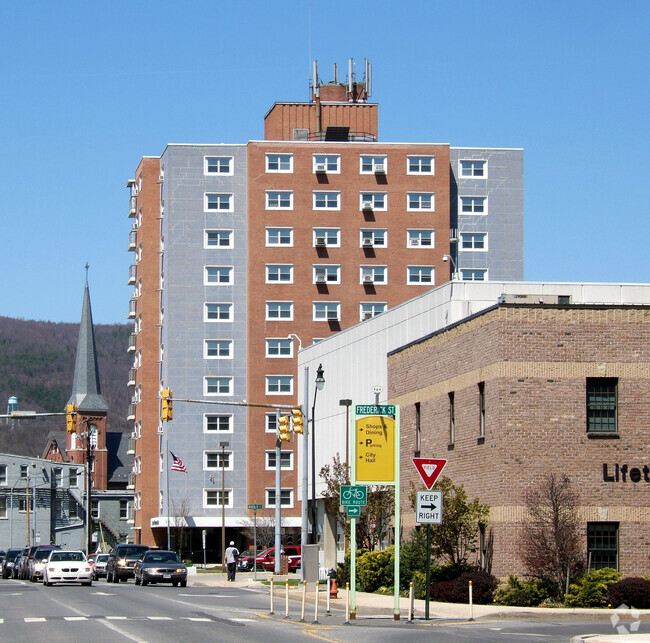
[442,254,458,280]
[220,440,229,574]
[311,364,325,544]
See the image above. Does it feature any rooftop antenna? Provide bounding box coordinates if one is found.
[348,58,353,95]
[313,60,319,97]
[364,58,372,97]
[333,62,338,83]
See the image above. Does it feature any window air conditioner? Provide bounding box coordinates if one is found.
[410,239,420,246]
[158,174,164,182]
[363,274,374,283]
[363,312,373,320]
[362,201,373,210]
[362,238,373,247]
[316,274,327,283]
[315,163,327,173]
[315,237,326,246]
[373,163,385,174]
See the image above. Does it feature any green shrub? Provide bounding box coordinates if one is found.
[356,546,394,594]
[432,570,498,604]
[494,575,551,607]
[411,570,428,600]
[564,568,622,607]
[608,577,650,609]
[336,548,369,586]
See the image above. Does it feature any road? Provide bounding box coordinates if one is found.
[0,577,643,642]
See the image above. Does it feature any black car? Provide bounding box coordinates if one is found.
[2,549,21,579]
[134,550,187,587]
[106,544,150,582]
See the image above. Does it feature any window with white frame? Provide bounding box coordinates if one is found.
[205,302,232,321]
[266,227,293,246]
[266,338,292,358]
[407,155,435,174]
[205,266,233,285]
[69,468,78,487]
[313,301,340,321]
[460,159,486,178]
[266,301,293,320]
[360,302,387,320]
[266,191,293,209]
[266,375,293,395]
[205,156,233,175]
[204,451,232,470]
[360,155,387,174]
[313,264,340,284]
[204,489,232,508]
[205,414,232,432]
[460,196,486,214]
[359,192,387,211]
[204,339,232,359]
[461,232,487,250]
[407,265,435,284]
[265,488,293,508]
[266,264,293,283]
[0,464,6,485]
[204,376,233,395]
[407,229,435,247]
[20,465,28,479]
[360,265,387,284]
[265,153,293,172]
[265,413,278,433]
[205,229,233,248]
[313,228,340,247]
[313,191,340,210]
[407,192,435,211]
[53,468,63,486]
[266,451,293,470]
[360,229,387,247]
[313,154,340,173]
[461,268,487,281]
[205,193,233,211]
[0,496,6,519]
[119,499,129,520]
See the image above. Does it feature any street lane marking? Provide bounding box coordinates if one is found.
[147,616,172,620]
[182,617,212,622]
[64,617,88,621]
[25,617,47,622]
[106,616,128,620]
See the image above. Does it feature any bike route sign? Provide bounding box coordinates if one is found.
[340,485,367,507]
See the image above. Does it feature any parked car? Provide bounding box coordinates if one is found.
[255,546,301,573]
[106,544,150,583]
[134,550,187,587]
[12,550,26,578]
[43,550,93,587]
[92,553,110,580]
[18,546,34,579]
[28,545,61,582]
[2,549,21,579]
[237,549,259,572]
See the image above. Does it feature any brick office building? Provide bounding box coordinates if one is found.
[388,298,650,577]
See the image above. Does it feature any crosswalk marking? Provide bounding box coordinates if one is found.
[64,617,88,621]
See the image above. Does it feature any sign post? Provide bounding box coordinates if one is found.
[248,504,262,580]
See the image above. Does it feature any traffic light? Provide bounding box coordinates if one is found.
[161,388,173,421]
[278,414,291,441]
[291,408,304,434]
[66,403,77,433]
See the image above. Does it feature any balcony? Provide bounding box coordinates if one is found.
[128,228,137,251]
[128,195,137,218]
[127,298,137,319]
[127,472,135,490]
[127,264,137,285]
[127,402,136,421]
[127,333,136,353]
[127,368,136,387]
[127,434,135,455]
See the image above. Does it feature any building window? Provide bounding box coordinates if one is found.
[407,229,435,248]
[407,155,435,174]
[205,414,232,432]
[69,468,78,487]
[313,154,340,173]
[407,193,435,211]
[266,451,293,470]
[205,156,233,175]
[91,500,99,520]
[360,192,387,211]
[69,498,79,519]
[313,191,341,210]
[266,227,293,246]
[266,301,293,320]
[461,269,487,281]
[360,265,387,284]
[461,232,487,250]
[204,451,232,470]
[478,382,485,437]
[313,264,341,284]
[266,338,292,358]
[0,496,6,519]
[19,495,33,512]
[0,464,6,486]
[587,522,618,570]
[266,264,293,283]
[415,402,421,455]
[266,190,293,209]
[266,153,293,172]
[205,193,233,211]
[205,230,233,248]
[360,302,387,320]
[205,266,233,285]
[204,339,232,359]
[205,303,232,321]
[266,375,293,395]
[265,488,293,508]
[20,465,28,479]
[360,229,387,248]
[205,376,233,396]
[313,302,340,322]
[313,228,340,247]
[205,489,232,508]
[119,499,129,520]
[587,378,617,433]
[461,196,486,214]
[265,413,277,434]
[407,266,434,284]
[460,159,486,178]
[53,468,63,487]
[449,392,455,445]
[360,155,387,174]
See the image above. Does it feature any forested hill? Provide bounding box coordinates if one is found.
[0,316,131,457]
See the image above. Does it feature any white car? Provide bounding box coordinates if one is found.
[43,550,93,587]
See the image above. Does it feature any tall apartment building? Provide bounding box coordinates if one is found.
[126,63,523,553]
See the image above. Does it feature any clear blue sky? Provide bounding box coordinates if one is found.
[1,0,648,324]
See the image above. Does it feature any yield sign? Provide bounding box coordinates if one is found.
[412,458,447,490]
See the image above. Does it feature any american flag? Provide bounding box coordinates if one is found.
[170,452,187,473]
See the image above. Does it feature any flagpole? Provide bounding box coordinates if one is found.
[166,433,171,550]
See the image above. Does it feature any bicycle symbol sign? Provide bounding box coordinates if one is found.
[340,485,367,507]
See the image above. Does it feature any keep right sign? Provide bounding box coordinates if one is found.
[416,490,443,524]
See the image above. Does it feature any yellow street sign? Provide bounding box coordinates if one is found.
[355,415,395,484]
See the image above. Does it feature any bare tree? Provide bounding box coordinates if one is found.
[240,511,286,550]
[170,492,193,555]
[519,473,584,600]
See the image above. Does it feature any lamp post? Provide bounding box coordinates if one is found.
[311,364,325,544]
[442,254,458,280]
[220,440,229,574]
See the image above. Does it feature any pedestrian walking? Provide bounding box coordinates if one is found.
[225,541,239,581]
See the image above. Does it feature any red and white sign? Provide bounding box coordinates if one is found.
[412,458,447,490]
